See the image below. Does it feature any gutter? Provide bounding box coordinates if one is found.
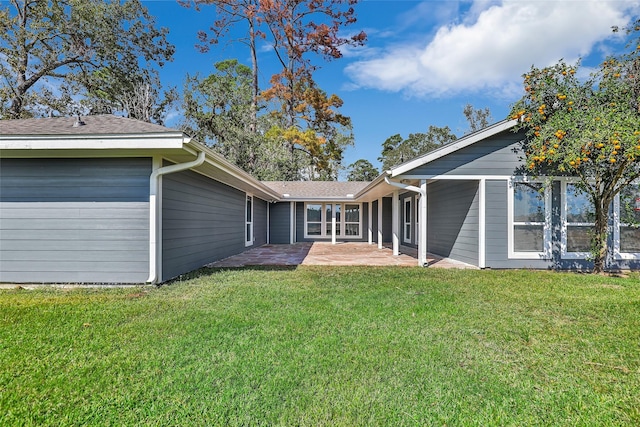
[146,150,206,284]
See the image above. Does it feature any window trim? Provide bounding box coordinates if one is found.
[507,178,552,259]
[303,202,362,239]
[403,197,412,244]
[613,180,640,260]
[245,193,254,247]
[560,180,594,259]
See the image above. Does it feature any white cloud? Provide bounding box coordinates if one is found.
[345,0,638,98]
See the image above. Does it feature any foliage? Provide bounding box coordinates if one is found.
[346,159,379,181]
[0,0,174,120]
[378,126,457,171]
[182,60,261,173]
[463,103,492,133]
[181,0,365,180]
[2,268,639,425]
[510,23,640,272]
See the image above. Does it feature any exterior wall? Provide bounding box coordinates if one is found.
[254,197,268,246]
[161,168,264,281]
[408,130,525,177]
[268,202,291,244]
[382,197,393,243]
[0,158,150,283]
[427,180,479,266]
[295,201,370,243]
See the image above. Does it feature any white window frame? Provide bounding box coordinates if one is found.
[613,180,640,260]
[245,194,254,247]
[403,197,412,244]
[507,178,552,259]
[415,195,420,244]
[303,202,362,239]
[560,180,594,259]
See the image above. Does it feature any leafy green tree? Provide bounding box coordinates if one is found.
[346,159,379,181]
[378,126,457,171]
[0,0,174,119]
[510,24,640,273]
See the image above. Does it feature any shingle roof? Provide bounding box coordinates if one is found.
[262,181,371,199]
[0,114,176,135]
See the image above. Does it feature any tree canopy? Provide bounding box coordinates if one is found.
[510,21,640,272]
[378,126,457,171]
[181,0,365,180]
[0,0,174,119]
[346,159,379,181]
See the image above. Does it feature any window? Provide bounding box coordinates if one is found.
[304,203,361,239]
[614,182,640,259]
[508,180,551,259]
[561,182,595,258]
[245,194,253,246]
[403,197,412,244]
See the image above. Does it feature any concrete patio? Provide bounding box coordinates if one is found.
[207,242,478,269]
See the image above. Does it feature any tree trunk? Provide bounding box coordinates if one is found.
[592,198,611,274]
[249,16,258,134]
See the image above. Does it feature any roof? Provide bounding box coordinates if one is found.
[262,181,371,201]
[0,114,175,135]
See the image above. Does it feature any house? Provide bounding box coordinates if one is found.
[0,115,638,284]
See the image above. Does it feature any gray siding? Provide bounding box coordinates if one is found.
[427,180,479,266]
[269,202,291,244]
[254,197,268,246]
[382,197,393,243]
[407,130,525,177]
[0,158,150,283]
[162,169,251,281]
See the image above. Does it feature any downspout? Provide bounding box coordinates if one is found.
[384,176,428,266]
[146,150,206,284]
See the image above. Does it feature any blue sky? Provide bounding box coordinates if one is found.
[145,0,639,174]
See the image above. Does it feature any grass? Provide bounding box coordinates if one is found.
[1,267,639,426]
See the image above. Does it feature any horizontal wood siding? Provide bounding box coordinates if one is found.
[269,202,291,244]
[161,169,247,280]
[253,198,268,247]
[0,158,150,283]
[409,130,525,177]
[427,180,479,266]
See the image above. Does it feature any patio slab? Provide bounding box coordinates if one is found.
[207,242,477,269]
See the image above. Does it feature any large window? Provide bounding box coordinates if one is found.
[508,180,551,259]
[304,203,361,239]
[561,182,595,258]
[614,182,640,258]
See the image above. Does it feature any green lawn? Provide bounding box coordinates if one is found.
[1,267,639,426]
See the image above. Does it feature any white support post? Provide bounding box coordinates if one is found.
[367,202,373,244]
[392,190,399,256]
[419,180,428,266]
[290,202,295,244]
[331,204,337,245]
[377,198,383,249]
[478,179,486,268]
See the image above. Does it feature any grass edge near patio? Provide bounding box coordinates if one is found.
[1,267,639,426]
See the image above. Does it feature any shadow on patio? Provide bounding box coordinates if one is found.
[207,242,477,269]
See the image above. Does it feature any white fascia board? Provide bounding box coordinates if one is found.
[281,196,357,202]
[390,120,519,177]
[0,133,186,150]
[184,140,282,201]
[353,171,392,200]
